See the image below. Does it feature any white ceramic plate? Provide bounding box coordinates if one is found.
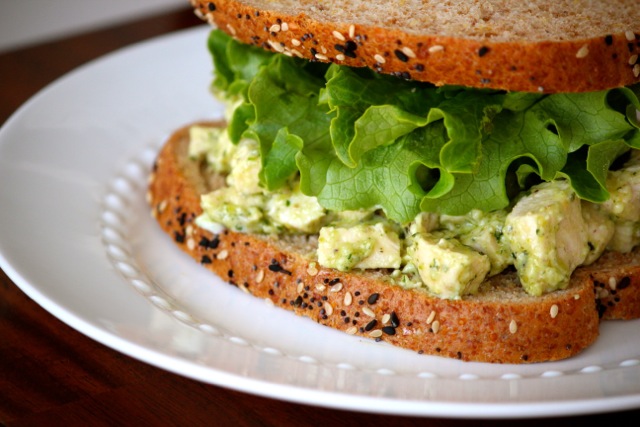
[2,26,640,419]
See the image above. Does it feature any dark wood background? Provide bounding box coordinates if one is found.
[1,6,639,426]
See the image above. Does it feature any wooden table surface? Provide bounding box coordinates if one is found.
[1,6,639,427]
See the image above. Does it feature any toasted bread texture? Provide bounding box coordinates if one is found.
[147,123,640,363]
[189,0,640,93]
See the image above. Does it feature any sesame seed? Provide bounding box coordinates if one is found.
[629,54,639,65]
[315,53,329,61]
[509,320,518,334]
[281,22,289,31]
[158,199,168,212]
[145,190,152,204]
[374,53,386,63]
[426,310,436,324]
[255,270,264,283]
[368,329,383,338]
[315,283,326,292]
[394,49,409,62]
[364,319,377,331]
[574,294,581,300]
[333,30,346,41]
[185,225,194,236]
[267,40,285,53]
[362,307,376,318]
[307,263,318,276]
[269,24,281,33]
[428,45,444,53]
[431,320,440,334]
[264,298,274,307]
[335,53,345,61]
[576,44,589,58]
[550,304,559,318]
[187,238,196,250]
[217,249,229,260]
[291,38,301,46]
[634,64,640,78]
[330,282,343,292]
[346,326,357,335]
[226,24,236,36]
[323,301,334,316]
[297,281,304,294]
[609,277,617,290]
[382,313,391,324]
[401,46,416,58]
[290,49,303,58]
[348,24,355,38]
[343,292,353,306]
[239,283,250,294]
[382,326,396,336]
[626,31,636,41]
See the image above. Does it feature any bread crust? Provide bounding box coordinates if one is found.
[190,0,640,93]
[148,123,640,363]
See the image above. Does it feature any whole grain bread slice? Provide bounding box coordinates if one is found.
[190,0,640,93]
[147,123,640,363]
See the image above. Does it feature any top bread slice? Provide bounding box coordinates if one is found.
[147,122,640,363]
[190,0,640,93]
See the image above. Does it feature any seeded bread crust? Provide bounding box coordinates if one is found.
[148,123,640,363]
[190,0,640,93]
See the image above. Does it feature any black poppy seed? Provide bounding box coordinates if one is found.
[322,314,328,320]
[201,255,212,264]
[310,47,318,56]
[358,300,365,305]
[301,302,308,308]
[359,327,365,333]
[375,337,383,342]
[303,292,308,299]
[236,13,242,18]
[604,35,613,45]
[367,293,379,304]
[434,348,439,353]
[316,301,323,307]
[293,296,303,307]
[364,319,377,331]
[414,63,424,71]
[322,296,328,301]
[344,317,350,324]
[618,276,631,289]
[407,322,412,326]
[245,14,250,19]
[521,355,529,361]
[268,289,274,295]
[394,49,409,62]
[228,270,234,278]
[354,291,361,296]
[340,310,346,316]
[324,278,330,283]
[329,278,340,285]
[480,78,491,84]
[354,312,360,317]
[419,349,425,354]
[456,352,462,359]
[352,320,357,325]
[478,46,490,57]
[174,231,185,243]
[382,326,396,335]
[208,2,216,12]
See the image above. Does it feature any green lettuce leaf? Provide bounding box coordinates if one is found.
[207,29,640,224]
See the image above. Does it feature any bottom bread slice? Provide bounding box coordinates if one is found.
[147,123,640,364]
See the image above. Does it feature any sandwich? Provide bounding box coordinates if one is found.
[147,0,640,363]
